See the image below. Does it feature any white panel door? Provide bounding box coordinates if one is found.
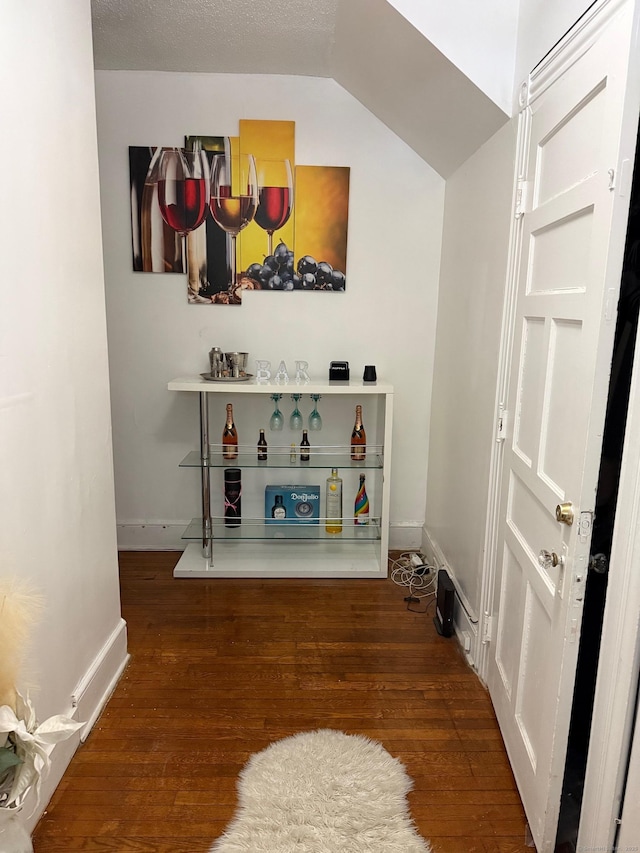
[486,3,638,850]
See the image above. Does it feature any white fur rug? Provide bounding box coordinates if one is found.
[209,729,431,853]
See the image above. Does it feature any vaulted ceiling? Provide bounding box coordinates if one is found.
[90,0,509,177]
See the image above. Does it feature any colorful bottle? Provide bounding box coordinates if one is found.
[271,494,286,520]
[300,429,310,462]
[224,468,241,527]
[354,473,370,525]
[351,404,366,461]
[222,403,238,459]
[257,428,268,461]
[325,467,343,534]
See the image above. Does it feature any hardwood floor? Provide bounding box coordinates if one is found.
[33,551,529,852]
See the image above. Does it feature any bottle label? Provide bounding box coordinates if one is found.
[326,490,342,517]
[354,481,370,524]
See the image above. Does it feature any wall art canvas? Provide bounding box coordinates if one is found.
[129,146,185,273]
[129,119,349,305]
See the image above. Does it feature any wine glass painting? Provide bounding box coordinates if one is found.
[157,147,210,239]
[128,119,350,304]
[209,151,258,289]
[255,158,294,256]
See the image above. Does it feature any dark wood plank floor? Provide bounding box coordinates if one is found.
[33,551,529,852]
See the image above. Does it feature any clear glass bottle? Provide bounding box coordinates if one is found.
[257,428,268,461]
[351,404,366,461]
[222,403,238,459]
[325,467,343,534]
[354,473,370,525]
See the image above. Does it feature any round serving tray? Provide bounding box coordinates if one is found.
[200,373,254,382]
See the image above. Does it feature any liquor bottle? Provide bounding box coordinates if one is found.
[351,404,366,461]
[300,429,310,462]
[354,473,370,525]
[290,443,296,462]
[224,468,241,527]
[222,403,238,459]
[271,494,286,520]
[325,467,343,534]
[257,428,268,461]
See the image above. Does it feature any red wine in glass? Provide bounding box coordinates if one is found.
[255,159,294,255]
[156,148,210,240]
[158,177,208,235]
[254,186,292,232]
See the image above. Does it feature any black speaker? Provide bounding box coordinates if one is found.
[433,569,455,637]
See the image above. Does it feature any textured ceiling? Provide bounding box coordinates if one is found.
[90,0,509,177]
[90,0,339,76]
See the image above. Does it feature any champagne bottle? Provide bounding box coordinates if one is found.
[222,403,238,459]
[354,473,370,525]
[325,467,343,534]
[271,494,286,520]
[257,428,267,461]
[351,404,366,461]
[300,429,310,462]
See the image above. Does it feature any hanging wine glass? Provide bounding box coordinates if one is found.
[269,394,284,431]
[156,146,210,258]
[255,158,294,256]
[308,395,322,431]
[210,151,258,288]
[290,394,303,430]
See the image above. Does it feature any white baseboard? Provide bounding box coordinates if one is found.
[25,618,129,833]
[117,522,187,550]
[421,527,480,669]
[71,617,129,741]
[388,523,423,551]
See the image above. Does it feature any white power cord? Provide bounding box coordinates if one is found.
[389,551,437,601]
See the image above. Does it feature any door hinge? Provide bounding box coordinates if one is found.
[515,179,530,219]
[496,408,508,442]
[482,615,493,644]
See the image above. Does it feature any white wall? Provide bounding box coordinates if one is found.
[424,119,517,626]
[0,0,127,827]
[514,0,594,103]
[388,0,519,114]
[94,71,445,550]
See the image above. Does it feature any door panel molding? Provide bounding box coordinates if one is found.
[481,1,638,849]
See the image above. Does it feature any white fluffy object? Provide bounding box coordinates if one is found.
[0,581,43,712]
[210,729,431,853]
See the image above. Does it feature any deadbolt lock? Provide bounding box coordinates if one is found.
[556,502,574,525]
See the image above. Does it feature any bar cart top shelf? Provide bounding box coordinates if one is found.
[168,377,394,395]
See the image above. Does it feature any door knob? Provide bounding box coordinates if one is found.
[556,502,574,525]
[589,553,608,574]
[538,549,564,570]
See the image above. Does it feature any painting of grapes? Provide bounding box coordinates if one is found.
[128,119,349,304]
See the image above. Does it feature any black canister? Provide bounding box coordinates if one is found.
[224,468,241,527]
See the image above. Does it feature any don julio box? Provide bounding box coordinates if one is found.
[265,485,320,524]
